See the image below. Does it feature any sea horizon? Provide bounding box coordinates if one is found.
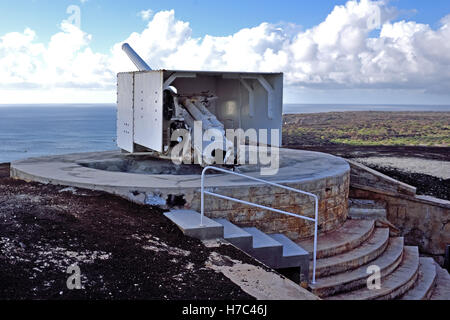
[0,103,449,164]
[0,103,449,114]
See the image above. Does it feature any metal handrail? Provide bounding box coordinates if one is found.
[200,166,319,284]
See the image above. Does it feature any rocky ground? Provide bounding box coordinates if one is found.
[287,145,450,201]
[0,163,262,300]
[351,156,450,201]
[356,163,450,201]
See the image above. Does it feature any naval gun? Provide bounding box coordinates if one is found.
[117,43,284,166]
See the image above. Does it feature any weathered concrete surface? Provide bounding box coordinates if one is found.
[163,210,224,240]
[431,263,450,300]
[349,199,386,209]
[311,228,389,278]
[310,237,404,298]
[348,159,417,196]
[213,218,253,252]
[297,220,375,259]
[401,257,437,300]
[348,160,450,265]
[11,149,350,240]
[205,251,319,300]
[348,207,387,220]
[328,246,419,300]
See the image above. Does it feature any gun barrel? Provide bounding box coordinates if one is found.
[122,43,152,71]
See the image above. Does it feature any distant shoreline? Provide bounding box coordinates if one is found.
[283,104,450,114]
[0,103,449,114]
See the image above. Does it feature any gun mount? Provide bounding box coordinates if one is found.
[117,43,283,165]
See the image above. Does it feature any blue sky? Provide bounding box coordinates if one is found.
[1,0,449,52]
[1,0,450,104]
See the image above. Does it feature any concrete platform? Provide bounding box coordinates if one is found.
[10,148,350,240]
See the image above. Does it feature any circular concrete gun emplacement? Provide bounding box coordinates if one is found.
[10,148,350,241]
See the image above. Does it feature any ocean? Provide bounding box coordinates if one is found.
[0,103,449,163]
[0,104,117,163]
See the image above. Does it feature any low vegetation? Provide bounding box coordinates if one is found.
[283,112,450,147]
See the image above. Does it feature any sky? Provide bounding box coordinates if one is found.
[0,0,450,104]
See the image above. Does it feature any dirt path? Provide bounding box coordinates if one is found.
[0,163,259,300]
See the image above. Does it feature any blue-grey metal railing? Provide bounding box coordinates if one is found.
[200,166,319,284]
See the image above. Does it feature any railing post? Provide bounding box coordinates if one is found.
[312,196,319,284]
[200,168,207,227]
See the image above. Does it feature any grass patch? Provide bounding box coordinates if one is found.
[283,111,450,147]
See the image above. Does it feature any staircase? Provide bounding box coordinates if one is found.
[164,210,310,283]
[164,201,450,300]
[296,199,450,300]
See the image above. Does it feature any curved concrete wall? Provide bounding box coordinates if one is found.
[10,150,350,242]
[186,171,350,241]
[348,159,450,265]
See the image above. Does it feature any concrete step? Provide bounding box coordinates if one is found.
[328,246,420,300]
[430,262,450,300]
[269,233,309,269]
[213,218,253,252]
[400,257,437,300]
[349,199,386,210]
[242,227,283,268]
[163,210,224,240]
[309,237,404,297]
[348,207,387,220]
[312,228,390,278]
[297,220,375,259]
[348,198,387,220]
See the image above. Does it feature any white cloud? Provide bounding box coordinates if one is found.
[1,0,450,103]
[0,22,113,92]
[111,1,450,94]
[138,9,153,21]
